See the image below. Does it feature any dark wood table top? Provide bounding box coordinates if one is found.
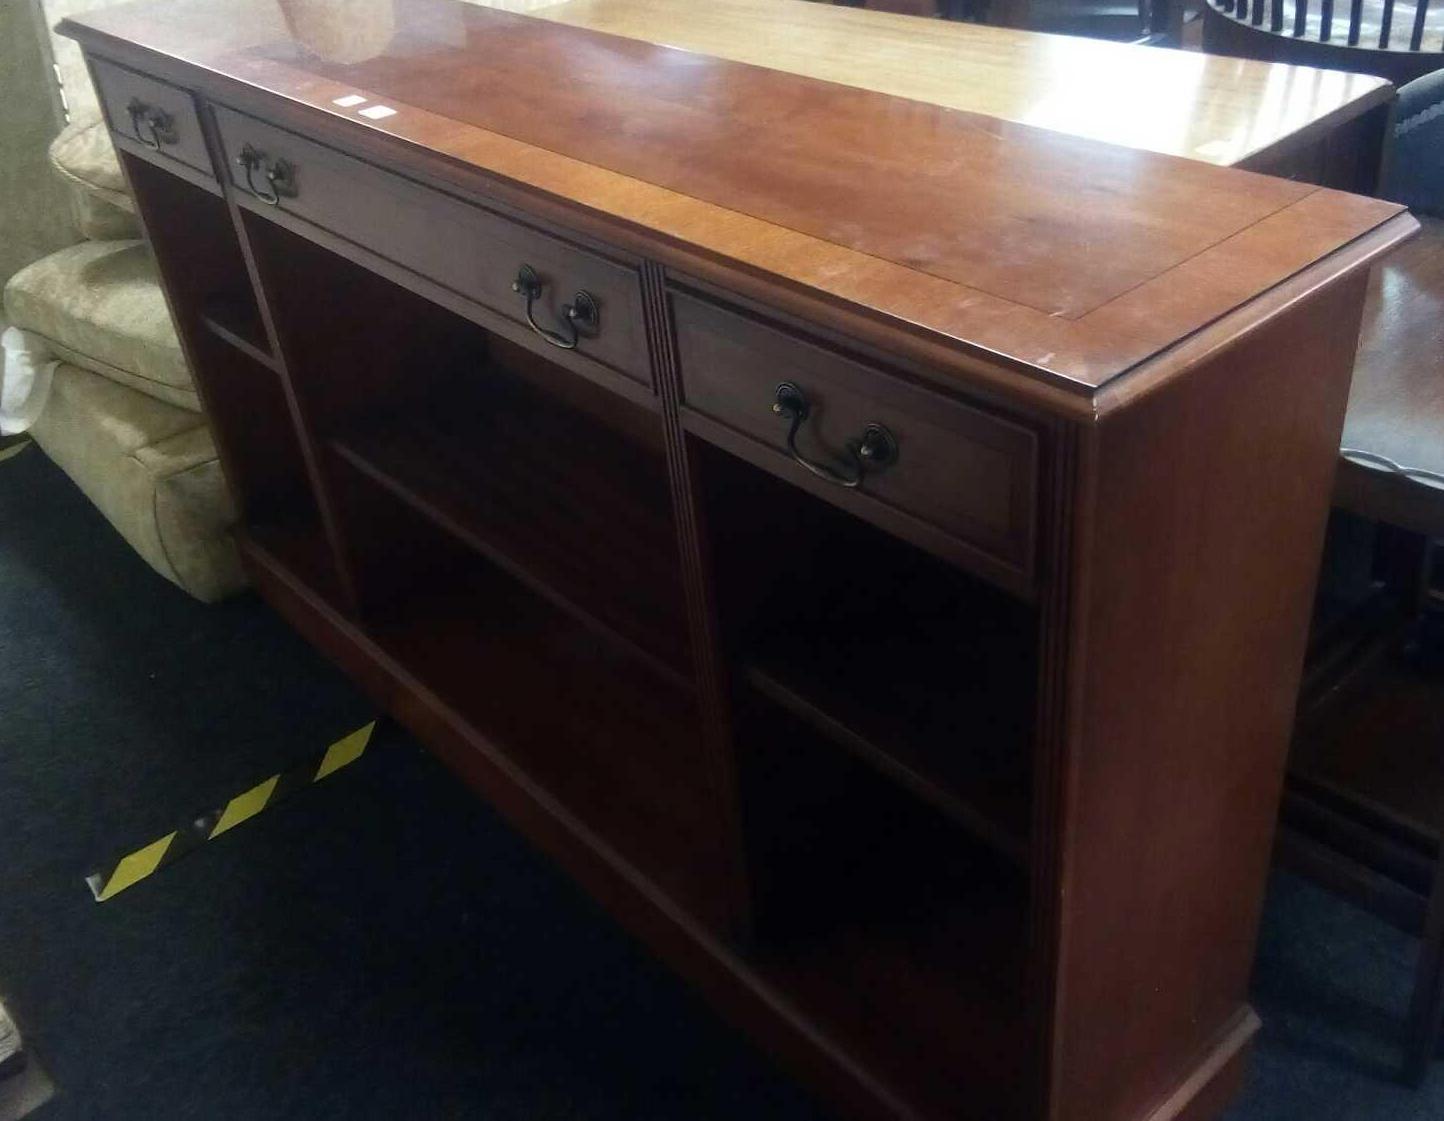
[63,0,1412,406]
[1337,216,1444,532]
[1347,216,1444,474]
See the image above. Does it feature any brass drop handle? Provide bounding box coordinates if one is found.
[772,382,896,490]
[235,143,298,206]
[511,264,599,351]
[126,98,176,151]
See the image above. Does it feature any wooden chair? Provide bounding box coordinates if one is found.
[1202,0,1444,83]
[835,0,1191,46]
[1284,71,1444,1085]
[942,0,1188,45]
[834,0,942,14]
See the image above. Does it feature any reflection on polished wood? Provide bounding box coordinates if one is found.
[521,0,1391,167]
[65,0,1405,403]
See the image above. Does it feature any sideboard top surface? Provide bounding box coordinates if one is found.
[64,0,1409,401]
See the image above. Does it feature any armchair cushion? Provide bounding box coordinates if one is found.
[3,240,198,412]
[49,118,141,241]
[31,363,243,602]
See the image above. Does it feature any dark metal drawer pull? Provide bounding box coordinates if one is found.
[772,382,896,490]
[126,98,177,151]
[235,143,298,206]
[511,264,599,351]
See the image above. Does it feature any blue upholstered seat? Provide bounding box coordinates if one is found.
[1387,69,1444,219]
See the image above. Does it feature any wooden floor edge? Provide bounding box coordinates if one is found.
[1138,1006,1263,1121]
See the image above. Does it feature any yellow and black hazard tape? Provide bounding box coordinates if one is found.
[84,721,377,903]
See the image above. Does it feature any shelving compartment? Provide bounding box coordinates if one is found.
[346,483,735,928]
[329,353,693,684]
[702,443,1040,1117]
[235,218,732,925]
[744,703,1035,1118]
[119,152,338,596]
[703,443,1038,864]
[240,216,694,682]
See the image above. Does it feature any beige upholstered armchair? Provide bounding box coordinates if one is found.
[1,0,243,601]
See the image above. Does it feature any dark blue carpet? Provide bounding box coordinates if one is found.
[0,443,1438,1120]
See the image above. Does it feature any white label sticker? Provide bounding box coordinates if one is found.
[359,105,397,120]
[332,94,368,108]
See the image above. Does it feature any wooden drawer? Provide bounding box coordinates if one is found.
[212,106,651,388]
[672,292,1038,588]
[92,58,213,178]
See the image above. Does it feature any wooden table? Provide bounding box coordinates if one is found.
[1335,217,1444,539]
[62,2,1414,1119]
[1285,221,1444,1085]
[520,0,1395,185]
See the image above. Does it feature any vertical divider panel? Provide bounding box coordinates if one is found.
[106,144,257,513]
[642,261,755,945]
[192,96,364,614]
[1030,419,1081,1121]
[95,62,354,610]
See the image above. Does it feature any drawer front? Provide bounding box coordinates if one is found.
[92,58,213,178]
[212,106,650,387]
[673,292,1038,584]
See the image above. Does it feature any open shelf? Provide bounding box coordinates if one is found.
[238,518,345,609]
[188,326,340,602]
[235,214,692,688]
[329,362,693,687]
[742,576,1034,864]
[703,443,1037,865]
[755,884,1031,1120]
[713,439,1041,1116]
[361,542,732,929]
[1293,618,1444,845]
[738,697,1033,1118]
[199,293,276,372]
[1277,612,1444,941]
[118,150,343,602]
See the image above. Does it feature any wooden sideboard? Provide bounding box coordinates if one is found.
[61,2,1415,1118]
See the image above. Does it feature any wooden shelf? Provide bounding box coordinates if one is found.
[744,662,1031,867]
[199,294,277,371]
[329,369,693,689]
[1292,623,1444,845]
[739,565,1035,866]
[739,698,1032,1118]
[756,884,1031,1120]
[237,518,343,607]
[366,565,733,929]
[1278,617,1444,945]
[701,441,1036,866]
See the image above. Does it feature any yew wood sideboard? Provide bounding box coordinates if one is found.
[60,2,1416,1119]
